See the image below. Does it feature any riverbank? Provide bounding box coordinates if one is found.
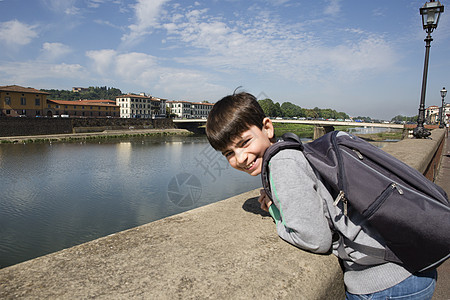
[0,128,193,144]
[273,123,405,141]
[354,131,404,141]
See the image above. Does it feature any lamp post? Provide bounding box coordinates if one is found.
[413,0,444,138]
[440,87,447,128]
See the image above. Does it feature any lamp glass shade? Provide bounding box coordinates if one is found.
[441,88,447,98]
[420,1,444,30]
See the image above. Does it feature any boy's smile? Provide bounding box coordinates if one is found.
[222,118,274,176]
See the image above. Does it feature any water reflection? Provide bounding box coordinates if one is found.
[0,136,260,268]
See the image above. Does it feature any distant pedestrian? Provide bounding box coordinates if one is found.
[206,91,438,299]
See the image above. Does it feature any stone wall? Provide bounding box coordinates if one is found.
[0,117,174,137]
[0,117,73,137]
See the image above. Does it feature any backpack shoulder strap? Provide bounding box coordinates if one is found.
[261,133,304,200]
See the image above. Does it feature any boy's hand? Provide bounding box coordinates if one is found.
[258,189,273,212]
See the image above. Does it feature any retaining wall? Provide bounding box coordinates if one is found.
[0,117,174,137]
[0,129,446,299]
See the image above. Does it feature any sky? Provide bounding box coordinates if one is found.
[0,0,449,120]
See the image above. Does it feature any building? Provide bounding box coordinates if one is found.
[45,99,120,117]
[72,87,89,93]
[167,101,193,118]
[166,100,214,119]
[192,102,214,119]
[426,104,449,124]
[0,85,48,117]
[115,93,166,118]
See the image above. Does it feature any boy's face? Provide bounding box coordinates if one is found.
[221,118,274,176]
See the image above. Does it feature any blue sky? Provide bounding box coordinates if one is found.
[0,0,449,119]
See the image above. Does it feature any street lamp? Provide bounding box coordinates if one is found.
[440,87,447,128]
[413,0,445,138]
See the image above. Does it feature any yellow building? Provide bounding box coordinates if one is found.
[0,85,48,117]
[46,99,119,118]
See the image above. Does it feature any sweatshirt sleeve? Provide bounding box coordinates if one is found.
[268,149,332,253]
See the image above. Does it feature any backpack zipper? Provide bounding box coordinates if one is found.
[352,149,363,160]
[341,149,450,210]
[331,131,349,216]
[333,190,348,215]
[364,183,404,218]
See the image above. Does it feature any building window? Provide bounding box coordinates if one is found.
[21,97,26,105]
[35,98,40,106]
[5,97,11,105]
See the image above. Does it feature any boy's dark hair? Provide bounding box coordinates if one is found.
[206,92,266,151]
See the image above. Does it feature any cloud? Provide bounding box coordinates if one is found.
[0,20,38,46]
[42,0,79,15]
[0,61,85,85]
[86,49,118,75]
[86,49,160,82]
[159,5,398,86]
[41,42,72,60]
[324,0,341,16]
[85,49,225,99]
[121,0,170,44]
[326,36,398,72]
[87,0,106,8]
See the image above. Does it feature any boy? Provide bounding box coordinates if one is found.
[206,92,437,299]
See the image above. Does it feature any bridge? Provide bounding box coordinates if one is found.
[173,118,404,138]
[173,118,404,129]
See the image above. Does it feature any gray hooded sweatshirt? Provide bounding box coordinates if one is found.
[267,148,412,294]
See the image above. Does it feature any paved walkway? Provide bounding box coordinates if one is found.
[434,129,450,300]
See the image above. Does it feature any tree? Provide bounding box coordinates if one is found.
[41,86,123,100]
[258,99,281,117]
[391,115,416,123]
[281,102,303,118]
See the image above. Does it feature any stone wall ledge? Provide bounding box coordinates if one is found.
[0,129,445,299]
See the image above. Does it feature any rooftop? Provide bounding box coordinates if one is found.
[0,85,50,95]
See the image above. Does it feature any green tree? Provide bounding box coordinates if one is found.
[258,99,281,117]
[281,102,303,118]
[41,86,123,100]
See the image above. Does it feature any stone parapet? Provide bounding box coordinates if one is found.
[381,128,445,181]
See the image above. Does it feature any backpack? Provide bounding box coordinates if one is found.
[261,130,450,274]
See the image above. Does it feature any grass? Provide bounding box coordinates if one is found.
[273,123,405,141]
[273,123,315,138]
[273,123,356,138]
[354,131,404,141]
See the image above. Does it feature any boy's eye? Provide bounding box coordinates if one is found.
[223,151,233,158]
[240,138,251,147]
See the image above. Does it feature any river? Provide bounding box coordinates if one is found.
[0,135,261,268]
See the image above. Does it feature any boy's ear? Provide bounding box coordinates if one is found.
[262,117,275,140]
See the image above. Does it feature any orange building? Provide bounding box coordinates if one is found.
[0,85,48,117]
[46,99,119,118]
